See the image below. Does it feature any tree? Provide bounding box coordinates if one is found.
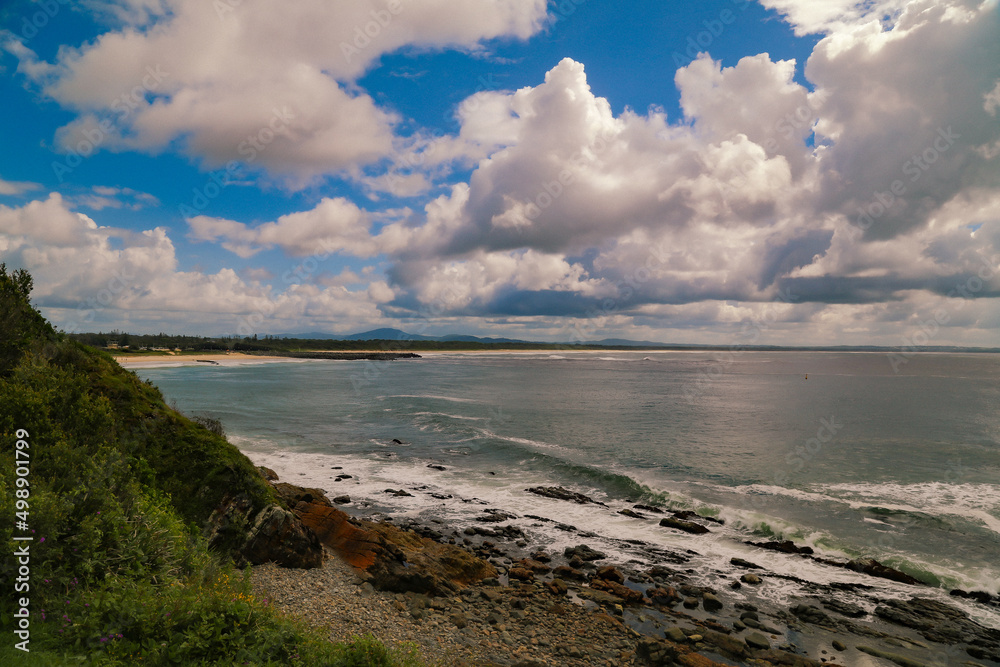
[0,264,55,373]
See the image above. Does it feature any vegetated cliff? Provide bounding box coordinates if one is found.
[0,265,319,567]
[0,266,363,664]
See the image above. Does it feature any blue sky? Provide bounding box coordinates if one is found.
[0,0,998,345]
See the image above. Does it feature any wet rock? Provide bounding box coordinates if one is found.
[564,544,606,561]
[633,504,665,514]
[383,488,413,497]
[589,578,644,605]
[595,565,625,584]
[545,578,568,596]
[647,565,676,578]
[476,509,517,523]
[874,596,1000,648]
[509,567,535,582]
[703,592,724,612]
[821,597,866,618]
[427,464,447,471]
[702,631,749,660]
[845,557,924,585]
[791,603,836,628]
[618,508,647,519]
[575,588,622,607]
[741,574,762,585]
[257,466,278,481]
[672,510,724,525]
[832,639,847,651]
[639,638,680,662]
[525,486,606,505]
[857,645,929,667]
[951,588,998,606]
[745,539,814,555]
[658,516,710,534]
[530,550,551,562]
[332,495,351,504]
[517,558,552,574]
[552,565,586,581]
[745,632,770,650]
[636,638,680,666]
[391,438,404,444]
[683,597,699,609]
[647,586,680,607]
[730,557,762,569]
[664,626,687,643]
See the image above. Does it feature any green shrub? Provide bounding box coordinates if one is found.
[0,270,425,665]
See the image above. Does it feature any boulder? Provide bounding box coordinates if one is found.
[552,565,586,580]
[647,586,681,607]
[845,557,924,585]
[659,516,710,534]
[257,466,279,481]
[636,638,680,666]
[517,558,552,574]
[206,494,322,569]
[293,502,380,569]
[672,510,724,525]
[564,544,606,561]
[745,539,814,555]
[595,565,624,584]
[702,592,724,612]
[240,504,323,568]
[361,520,497,596]
[526,486,606,505]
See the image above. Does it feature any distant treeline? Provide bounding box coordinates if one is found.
[67,331,638,352]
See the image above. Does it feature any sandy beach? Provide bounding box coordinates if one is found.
[114,352,309,369]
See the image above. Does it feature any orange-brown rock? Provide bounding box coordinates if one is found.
[269,477,496,595]
[361,520,498,596]
[293,501,380,569]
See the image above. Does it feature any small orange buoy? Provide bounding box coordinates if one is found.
[805,374,808,379]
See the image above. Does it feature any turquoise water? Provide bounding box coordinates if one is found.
[137,350,1000,603]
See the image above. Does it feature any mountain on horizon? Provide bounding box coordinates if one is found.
[271,328,532,344]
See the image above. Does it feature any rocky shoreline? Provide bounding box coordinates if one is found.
[250,469,1000,667]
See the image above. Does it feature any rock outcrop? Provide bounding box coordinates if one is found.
[205,493,323,569]
[264,475,497,596]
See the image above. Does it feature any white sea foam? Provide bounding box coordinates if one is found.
[388,394,483,404]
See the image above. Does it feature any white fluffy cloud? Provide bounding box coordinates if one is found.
[0,193,396,334]
[187,197,378,258]
[8,0,548,183]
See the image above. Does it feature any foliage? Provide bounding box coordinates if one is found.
[0,270,424,665]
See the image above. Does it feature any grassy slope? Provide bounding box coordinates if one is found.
[0,266,422,666]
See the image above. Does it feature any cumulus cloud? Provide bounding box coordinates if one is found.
[187,197,378,258]
[7,0,549,183]
[0,193,397,334]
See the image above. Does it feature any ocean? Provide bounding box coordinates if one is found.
[135,350,1000,629]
